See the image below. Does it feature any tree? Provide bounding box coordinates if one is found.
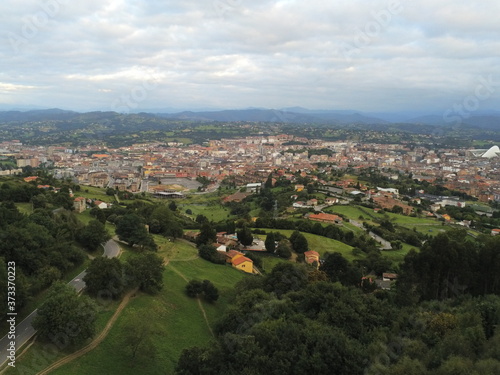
[83,257,123,299]
[120,308,157,364]
[264,263,308,297]
[289,230,308,254]
[265,173,273,189]
[168,200,177,211]
[185,280,204,297]
[116,213,157,250]
[226,220,236,234]
[276,240,292,259]
[265,232,276,253]
[202,280,219,303]
[196,214,208,224]
[186,280,219,303]
[237,226,253,247]
[149,205,183,238]
[196,222,217,246]
[392,205,404,214]
[78,220,110,251]
[125,253,164,294]
[320,252,362,287]
[31,194,47,209]
[198,244,225,264]
[244,252,263,269]
[33,282,98,347]
[89,206,106,224]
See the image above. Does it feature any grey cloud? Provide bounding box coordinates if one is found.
[0,0,498,112]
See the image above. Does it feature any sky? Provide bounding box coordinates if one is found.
[1,0,499,114]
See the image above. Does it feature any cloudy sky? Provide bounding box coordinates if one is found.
[1,0,499,113]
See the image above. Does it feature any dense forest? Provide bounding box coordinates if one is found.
[176,230,500,374]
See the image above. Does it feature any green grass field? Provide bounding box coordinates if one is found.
[343,221,365,233]
[324,205,377,224]
[14,238,248,375]
[258,253,290,272]
[180,203,232,222]
[174,192,235,222]
[154,235,198,260]
[76,186,115,203]
[381,243,419,264]
[258,229,357,261]
[379,211,440,225]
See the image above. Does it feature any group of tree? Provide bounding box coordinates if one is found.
[237,225,253,247]
[289,230,309,253]
[77,219,110,251]
[397,230,500,303]
[33,282,98,348]
[176,258,500,375]
[185,279,219,303]
[83,252,165,298]
[95,201,187,247]
[115,213,157,250]
[0,203,87,316]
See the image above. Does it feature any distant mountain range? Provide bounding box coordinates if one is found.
[0,107,499,130]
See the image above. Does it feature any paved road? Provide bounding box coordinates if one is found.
[0,239,120,368]
[350,219,392,250]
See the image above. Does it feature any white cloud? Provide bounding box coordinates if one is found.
[0,0,498,112]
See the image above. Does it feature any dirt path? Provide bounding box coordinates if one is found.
[167,263,214,337]
[169,256,200,262]
[37,288,138,375]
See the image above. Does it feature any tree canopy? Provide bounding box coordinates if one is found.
[83,257,124,299]
[33,282,98,347]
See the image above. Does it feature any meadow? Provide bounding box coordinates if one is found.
[9,238,248,375]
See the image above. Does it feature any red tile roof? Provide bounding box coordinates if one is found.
[232,256,252,266]
[308,213,342,222]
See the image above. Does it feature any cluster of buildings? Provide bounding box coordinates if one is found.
[1,136,500,203]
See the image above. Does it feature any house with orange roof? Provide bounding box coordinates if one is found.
[224,250,254,274]
[491,229,500,236]
[231,255,254,274]
[308,212,343,224]
[304,250,320,268]
[441,214,452,222]
[295,184,305,192]
[23,176,38,183]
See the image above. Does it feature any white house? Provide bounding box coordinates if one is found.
[246,183,262,193]
[93,200,109,209]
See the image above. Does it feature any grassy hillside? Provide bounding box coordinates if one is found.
[256,229,357,261]
[11,238,248,375]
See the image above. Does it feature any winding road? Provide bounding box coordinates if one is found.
[0,239,120,368]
